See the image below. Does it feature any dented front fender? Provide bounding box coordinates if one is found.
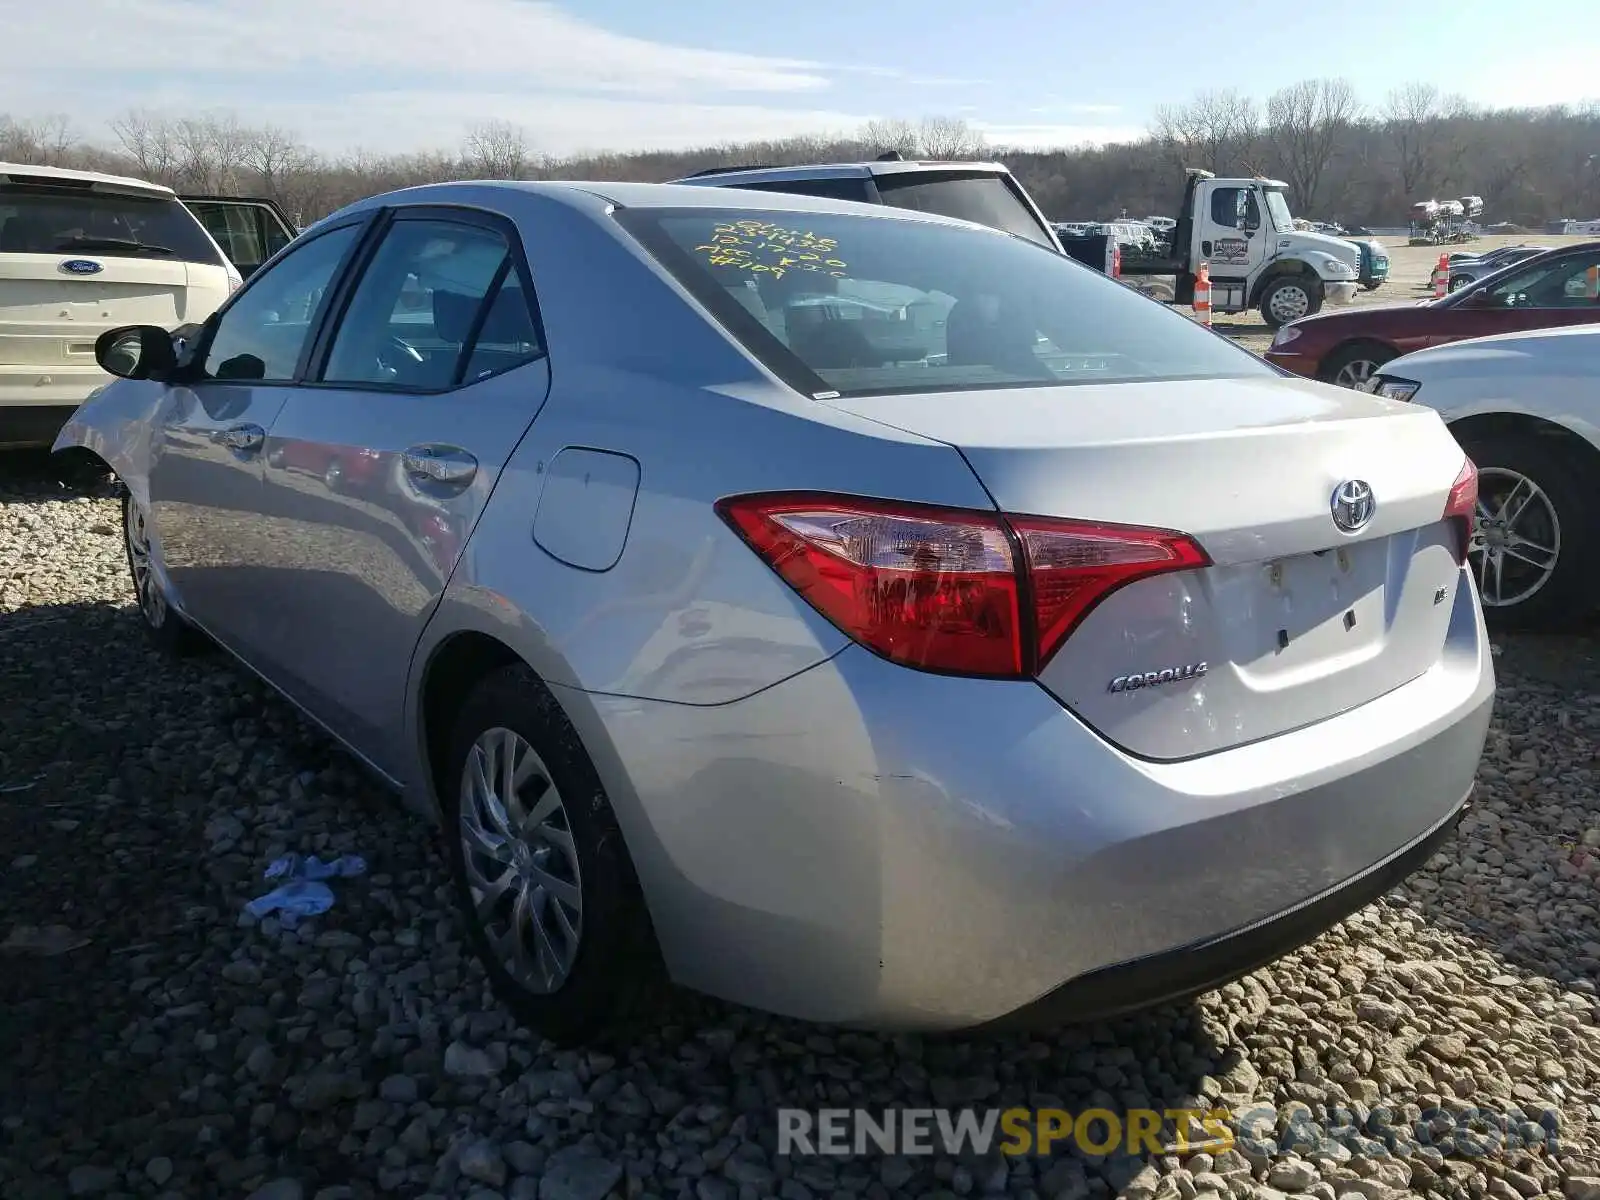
[50,380,169,511]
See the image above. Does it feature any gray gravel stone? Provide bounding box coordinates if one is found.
[542,1146,626,1200]
[5,457,1600,1200]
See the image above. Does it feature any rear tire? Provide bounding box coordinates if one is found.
[122,494,208,657]
[1455,434,1597,631]
[441,664,666,1046]
[1317,342,1397,390]
[1259,276,1322,328]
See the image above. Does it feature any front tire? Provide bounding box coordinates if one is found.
[1259,276,1323,328]
[122,495,208,657]
[442,665,664,1045]
[1456,434,1597,630]
[1317,341,1397,390]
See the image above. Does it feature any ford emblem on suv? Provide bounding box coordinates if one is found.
[61,259,104,275]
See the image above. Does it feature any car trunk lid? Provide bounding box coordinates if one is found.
[824,375,1470,758]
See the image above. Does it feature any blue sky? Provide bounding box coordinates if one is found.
[2,0,1597,157]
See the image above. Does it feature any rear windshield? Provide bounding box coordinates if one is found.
[616,206,1273,399]
[872,171,1056,248]
[0,187,223,266]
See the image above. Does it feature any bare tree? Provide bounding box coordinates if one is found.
[858,117,918,157]
[1152,89,1260,174]
[1266,78,1360,214]
[0,114,76,165]
[917,116,985,160]
[7,78,1600,232]
[243,125,311,190]
[109,109,181,184]
[465,120,532,179]
[1383,82,1448,196]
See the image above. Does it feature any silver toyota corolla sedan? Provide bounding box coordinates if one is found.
[53,180,1494,1043]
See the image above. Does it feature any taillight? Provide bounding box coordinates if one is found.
[1112,245,1122,278]
[1443,456,1478,564]
[716,493,1210,678]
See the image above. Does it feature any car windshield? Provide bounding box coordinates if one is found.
[615,206,1274,399]
[1263,190,1296,234]
[0,187,223,265]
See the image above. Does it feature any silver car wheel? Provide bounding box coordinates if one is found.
[458,726,584,994]
[1268,284,1311,323]
[124,499,168,629]
[1470,467,1561,608]
[1333,358,1379,388]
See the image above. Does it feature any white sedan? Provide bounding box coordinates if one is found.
[1367,323,1600,628]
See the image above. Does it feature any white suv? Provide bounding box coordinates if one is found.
[0,163,242,449]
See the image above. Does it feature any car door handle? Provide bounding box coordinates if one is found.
[402,445,477,487]
[213,423,265,454]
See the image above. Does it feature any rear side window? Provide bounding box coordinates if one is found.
[872,172,1055,248]
[616,206,1272,400]
[0,187,224,266]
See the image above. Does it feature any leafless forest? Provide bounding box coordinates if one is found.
[3,78,1598,227]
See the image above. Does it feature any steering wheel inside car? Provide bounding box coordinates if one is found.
[377,334,426,379]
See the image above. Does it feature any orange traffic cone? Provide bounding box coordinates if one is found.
[1193,262,1212,326]
[1587,265,1599,299]
[1433,253,1450,298]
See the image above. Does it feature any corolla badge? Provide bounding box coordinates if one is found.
[61,259,103,275]
[1108,662,1207,693]
[1330,479,1376,533]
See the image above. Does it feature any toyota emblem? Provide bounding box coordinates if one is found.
[1330,479,1376,533]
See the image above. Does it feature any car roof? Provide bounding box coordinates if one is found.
[321,177,1011,234]
[0,161,175,199]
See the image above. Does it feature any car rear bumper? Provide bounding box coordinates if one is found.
[0,403,81,450]
[565,569,1493,1030]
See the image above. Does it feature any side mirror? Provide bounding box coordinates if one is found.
[94,324,179,381]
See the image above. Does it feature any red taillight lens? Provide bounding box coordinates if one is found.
[1014,517,1212,666]
[716,493,1210,678]
[1112,245,1123,278]
[1444,455,1478,564]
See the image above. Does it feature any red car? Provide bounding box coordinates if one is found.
[1264,241,1600,388]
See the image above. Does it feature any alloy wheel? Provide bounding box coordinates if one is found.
[458,727,584,994]
[124,500,167,629]
[1333,358,1379,388]
[1470,467,1561,608]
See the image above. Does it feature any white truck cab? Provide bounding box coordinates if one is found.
[1183,169,1361,325]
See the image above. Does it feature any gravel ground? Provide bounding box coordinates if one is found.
[4,451,1600,1200]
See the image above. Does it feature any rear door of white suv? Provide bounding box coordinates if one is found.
[0,165,236,447]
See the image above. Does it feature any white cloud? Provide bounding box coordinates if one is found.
[0,0,831,96]
[0,0,1143,158]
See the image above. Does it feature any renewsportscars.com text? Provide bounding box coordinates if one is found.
[776,1106,1561,1159]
